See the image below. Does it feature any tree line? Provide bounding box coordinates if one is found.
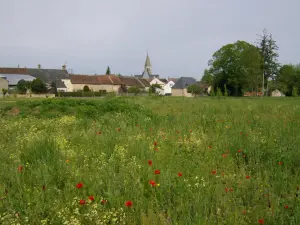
[201,29,300,97]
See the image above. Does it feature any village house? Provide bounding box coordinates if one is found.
[172,77,197,97]
[271,89,285,97]
[0,77,9,95]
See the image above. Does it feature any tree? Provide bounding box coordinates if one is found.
[31,78,47,94]
[208,41,261,96]
[106,66,111,75]
[17,79,29,94]
[216,87,223,100]
[2,88,8,97]
[83,85,90,92]
[257,29,279,96]
[210,87,215,96]
[276,64,300,96]
[201,69,214,86]
[187,84,203,96]
[224,84,228,98]
[149,84,162,94]
[292,86,298,97]
[128,86,141,96]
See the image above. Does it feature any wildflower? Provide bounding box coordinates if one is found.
[88,195,95,201]
[154,170,161,175]
[278,161,283,165]
[66,159,70,163]
[148,160,153,166]
[211,170,217,175]
[156,183,160,187]
[117,128,121,132]
[209,146,212,149]
[97,131,102,135]
[225,188,229,193]
[76,183,83,189]
[229,188,233,192]
[258,218,264,224]
[190,130,192,133]
[243,210,246,215]
[149,180,156,187]
[240,132,243,135]
[125,200,133,207]
[42,185,46,191]
[79,200,86,205]
[17,166,23,172]
[284,205,288,209]
[222,154,227,158]
[154,147,159,151]
[154,141,158,146]
[237,149,242,153]
[178,172,183,177]
[245,175,250,179]
[176,130,180,134]
[101,199,107,205]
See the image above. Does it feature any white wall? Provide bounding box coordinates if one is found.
[61,79,73,92]
[164,81,175,95]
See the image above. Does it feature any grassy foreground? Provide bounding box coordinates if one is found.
[0,97,299,224]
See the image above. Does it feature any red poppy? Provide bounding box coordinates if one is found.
[237,149,242,153]
[42,185,46,191]
[154,147,159,151]
[101,199,107,205]
[125,200,133,207]
[209,146,212,149]
[97,131,102,135]
[88,195,95,201]
[17,166,23,172]
[153,141,158,146]
[190,130,192,133]
[221,172,225,177]
[222,154,227,158]
[149,180,156,187]
[148,160,153,166]
[79,200,86,205]
[245,175,250,179]
[243,210,246,215]
[258,218,264,224]
[154,170,161,175]
[278,161,283,165]
[284,205,288,209]
[76,183,83,189]
[225,188,229,193]
[117,128,121,132]
[178,172,183,177]
[229,188,233,192]
[211,170,216,175]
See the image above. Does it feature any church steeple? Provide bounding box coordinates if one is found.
[144,53,152,75]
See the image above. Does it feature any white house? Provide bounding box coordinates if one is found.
[150,78,174,95]
[271,89,285,97]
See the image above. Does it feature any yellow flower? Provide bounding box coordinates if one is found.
[156,183,160,187]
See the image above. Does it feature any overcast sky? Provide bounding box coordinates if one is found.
[0,0,299,79]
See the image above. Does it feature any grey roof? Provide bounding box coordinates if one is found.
[28,69,69,84]
[135,70,159,79]
[172,77,197,89]
[0,74,35,86]
[56,79,67,88]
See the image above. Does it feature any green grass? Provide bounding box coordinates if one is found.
[0,97,300,224]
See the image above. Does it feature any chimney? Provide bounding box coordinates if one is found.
[62,64,66,70]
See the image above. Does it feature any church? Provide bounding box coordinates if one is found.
[135,54,160,79]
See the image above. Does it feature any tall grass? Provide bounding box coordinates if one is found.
[0,97,299,224]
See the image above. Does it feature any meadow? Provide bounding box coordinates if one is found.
[0,97,299,225]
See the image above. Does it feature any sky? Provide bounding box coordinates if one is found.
[0,0,299,79]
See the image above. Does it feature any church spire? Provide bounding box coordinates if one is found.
[144,53,152,75]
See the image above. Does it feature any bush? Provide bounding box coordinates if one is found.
[128,86,141,96]
[58,91,107,97]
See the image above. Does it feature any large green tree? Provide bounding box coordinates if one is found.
[276,64,300,96]
[257,29,279,95]
[208,41,262,96]
[201,69,214,85]
[187,84,203,96]
[31,78,47,94]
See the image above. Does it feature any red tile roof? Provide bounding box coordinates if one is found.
[0,68,29,74]
[70,74,122,85]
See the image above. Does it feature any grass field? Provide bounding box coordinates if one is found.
[0,97,299,224]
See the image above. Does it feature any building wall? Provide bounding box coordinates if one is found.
[61,79,73,92]
[0,78,9,92]
[72,84,120,92]
[172,88,193,97]
[163,81,174,95]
